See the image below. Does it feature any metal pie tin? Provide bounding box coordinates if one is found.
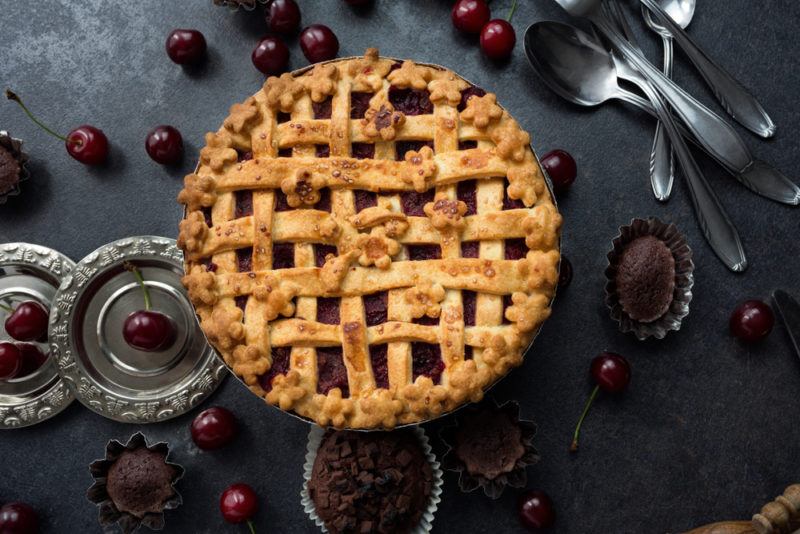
[51,236,226,423]
[0,242,75,429]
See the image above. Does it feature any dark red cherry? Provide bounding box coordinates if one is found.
[220,483,259,524]
[558,256,572,288]
[541,149,577,195]
[166,29,207,65]
[730,300,774,343]
[0,342,22,380]
[145,125,183,165]
[518,490,556,531]
[267,0,301,34]
[191,407,238,450]
[299,24,339,63]
[123,311,175,352]
[451,0,491,34]
[480,19,516,60]
[3,301,49,342]
[0,502,39,534]
[65,125,109,165]
[16,343,49,378]
[252,36,290,75]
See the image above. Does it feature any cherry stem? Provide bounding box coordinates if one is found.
[246,520,255,534]
[5,89,68,143]
[124,262,152,311]
[570,384,599,452]
[0,302,12,313]
[506,0,518,22]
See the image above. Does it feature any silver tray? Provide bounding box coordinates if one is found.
[51,236,227,423]
[0,243,75,429]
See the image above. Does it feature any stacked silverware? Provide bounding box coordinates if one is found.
[524,0,800,272]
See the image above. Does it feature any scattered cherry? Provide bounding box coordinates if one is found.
[2,300,49,342]
[730,300,774,343]
[122,263,176,352]
[16,344,49,378]
[570,351,631,452]
[558,256,572,288]
[451,0,491,34]
[191,407,238,450]
[145,125,183,165]
[0,502,39,534]
[299,24,339,63]
[0,342,22,380]
[267,0,301,34]
[518,490,556,531]
[541,149,577,195]
[480,19,516,59]
[165,29,207,65]
[220,483,258,527]
[252,37,290,76]
[6,90,109,165]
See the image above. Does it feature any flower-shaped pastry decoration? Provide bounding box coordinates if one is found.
[319,250,359,292]
[460,93,503,129]
[182,265,218,307]
[358,390,405,429]
[266,370,307,410]
[224,97,261,134]
[253,277,297,321]
[348,47,392,92]
[387,60,431,90]
[363,103,406,141]
[516,250,560,292]
[446,360,491,404]
[177,174,216,212]
[405,282,446,319]
[424,196,468,232]
[302,63,339,103]
[402,378,449,418]
[522,204,562,251]
[263,72,305,113]
[199,131,237,172]
[355,227,400,270]
[317,215,339,239]
[491,120,531,163]
[231,344,269,385]
[401,145,437,193]
[204,306,245,351]
[505,292,550,333]
[177,211,208,256]
[506,164,542,208]
[428,77,466,106]
[281,169,326,207]
[313,388,355,428]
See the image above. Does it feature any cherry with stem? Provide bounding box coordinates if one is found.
[1,299,49,342]
[480,0,518,60]
[122,262,176,352]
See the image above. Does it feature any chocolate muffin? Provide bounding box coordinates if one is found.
[106,447,178,518]
[0,144,21,195]
[308,430,433,534]
[615,235,676,323]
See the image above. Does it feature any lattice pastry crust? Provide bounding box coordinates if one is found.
[177,48,562,429]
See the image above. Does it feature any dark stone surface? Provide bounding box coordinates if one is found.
[1,1,799,532]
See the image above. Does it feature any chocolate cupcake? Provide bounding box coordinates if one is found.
[87,432,184,534]
[440,400,538,499]
[0,131,30,204]
[605,218,694,340]
[301,427,442,534]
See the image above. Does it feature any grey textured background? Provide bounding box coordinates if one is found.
[1,1,799,532]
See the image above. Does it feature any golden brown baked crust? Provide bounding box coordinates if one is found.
[177,48,562,429]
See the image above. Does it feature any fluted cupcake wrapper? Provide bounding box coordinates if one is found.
[300,426,443,534]
[605,217,694,340]
[0,131,30,205]
[212,0,267,11]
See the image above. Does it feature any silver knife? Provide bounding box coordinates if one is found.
[772,290,800,358]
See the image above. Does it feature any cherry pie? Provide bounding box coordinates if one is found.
[177,49,562,428]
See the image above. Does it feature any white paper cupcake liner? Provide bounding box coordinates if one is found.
[300,426,443,534]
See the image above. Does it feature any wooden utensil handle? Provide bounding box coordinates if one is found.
[685,484,800,534]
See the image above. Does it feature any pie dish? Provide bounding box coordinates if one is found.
[177,48,562,429]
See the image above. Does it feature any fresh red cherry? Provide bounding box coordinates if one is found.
[299,24,339,63]
[541,149,577,195]
[191,407,238,450]
[0,502,39,534]
[145,125,183,165]
[220,483,259,526]
[122,263,176,352]
[252,37,290,76]
[6,90,109,166]
[16,344,49,378]
[267,0,301,34]
[451,0,491,34]
[0,342,22,380]
[730,300,774,343]
[518,490,556,531]
[570,352,631,452]
[2,301,49,342]
[480,19,516,60]
[166,29,207,65]
[558,256,572,288]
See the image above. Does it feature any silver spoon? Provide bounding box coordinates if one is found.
[522,21,800,206]
[525,21,746,272]
[640,0,775,138]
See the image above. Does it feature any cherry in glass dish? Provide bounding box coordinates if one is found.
[122,263,176,352]
[1,300,48,342]
[0,342,22,380]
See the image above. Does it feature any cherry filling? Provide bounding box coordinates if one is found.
[504,238,528,260]
[315,188,331,211]
[351,143,375,159]
[312,97,332,119]
[400,189,434,217]
[411,343,444,384]
[502,294,513,324]
[314,244,337,267]
[236,150,253,162]
[407,244,441,261]
[278,147,292,157]
[350,92,373,119]
[258,346,291,393]
[457,179,477,215]
[458,86,487,112]
[461,241,479,258]
[395,140,433,161]
[234,190,253,218]
[201,207,213,226]
[202,259,218,272]
[390,61,402,72]
[316,347,350,396]
[369,344,389,389]
[458,140,477,151]
[235,295,248,314]
[277,111,291,124]
[462,290,476,326]
[316,297,341,325]
[315,145,330,158]
[413,315,439,326]
[236,248,253,272]
[464,345,474,360]
[274,190,292,211]
[503,178,525,210]
[354,190,378,212]
[272,243,295,269]
[363,291,388,326]
[389,87,433,115]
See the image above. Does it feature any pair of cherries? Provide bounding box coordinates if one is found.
[452,0,518,60]
[0,300,50,381]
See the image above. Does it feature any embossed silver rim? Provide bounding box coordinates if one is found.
[51,236,227,423]
[0,242,75,429]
